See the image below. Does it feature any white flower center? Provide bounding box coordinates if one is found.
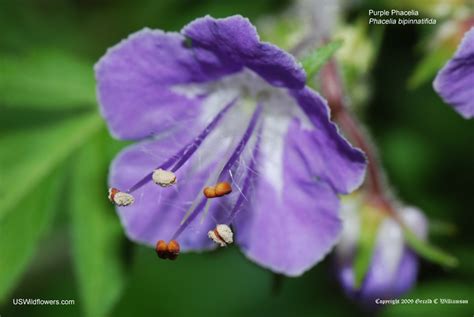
[172,69,311,195]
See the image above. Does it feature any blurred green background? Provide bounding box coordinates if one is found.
[1,0,473,316]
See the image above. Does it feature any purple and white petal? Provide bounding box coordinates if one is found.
[434,27,474,119]
[291,88,367,194]
[96,15,307,141]
[95,28,236,140]
[183,15,306,89]
[234,119,343,276]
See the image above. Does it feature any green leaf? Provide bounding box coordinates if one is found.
[0,168,64,300]
[353,206,384,288]
[403,227,458,268]
[0,113,102,223]
[0,50,96,109]
[70,131,126,317]
[408,47,454,89]
[301,39,343,80]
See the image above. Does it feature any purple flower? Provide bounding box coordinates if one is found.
[335,201,427,307]
[434,27,474,119]
[95,15,366,276]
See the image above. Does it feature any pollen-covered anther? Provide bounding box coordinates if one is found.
[108,187,134,206]
[155,240,168,259]
[155,240,181,260]
[167,240,180,260]
[152,168,177,187]
[203,182,232,198]
[208,224,234,247]
[203,186,217,198]
[215,182,232,196]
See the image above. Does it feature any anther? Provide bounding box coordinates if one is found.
[155,240,168,259]
[155,240,181,260]
[167,240,180,260]
[108,188,119,201]
[108,187,134,206]
[203,182,232,198]
[208,224,234,247]
[215,182,232,196]
[152,168,177,187]
[203,187,217,198]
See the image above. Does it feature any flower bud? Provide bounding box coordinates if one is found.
[335,196,427,309]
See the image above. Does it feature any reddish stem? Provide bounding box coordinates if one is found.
[321,60,395,214]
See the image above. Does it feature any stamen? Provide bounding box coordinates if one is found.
[171,198,207,240]
[215,182,233,196]
[227,124,263,223]
[171,103,263,240]
[169,96,239,172]
[199,103,261,224]
[203,182,232,198]
[181,140,237,225]
[155,240,168,259]
[108,187,135,206]
[216,104,263,182]
[126,97,239,193]
[208,224,234,247]
[108,188,119,201]
[152,168,177,187]
[167,240,180,260]
[203,186,217,198]
[155,239,181,260]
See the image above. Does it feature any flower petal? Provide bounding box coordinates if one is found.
[291,87,367,194]
[95,28,235,140]
[182,15,306,89]
[434,27,474,119]
[234,120,343,276]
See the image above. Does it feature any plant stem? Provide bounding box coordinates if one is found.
[321,60,395,215]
